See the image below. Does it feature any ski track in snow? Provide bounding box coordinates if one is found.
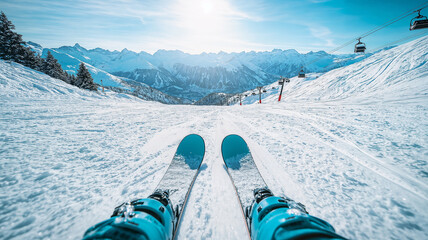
[221,104,427,239]
[2,99,426,240]
[259,107,428,200]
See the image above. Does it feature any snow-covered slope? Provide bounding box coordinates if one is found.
[1,36,427,240]
[240,36,428,105]
[25,42,185,104]
[27,41,125,89]
[0,60,183,104]
[42,48,125,88]
[0,60,130,100]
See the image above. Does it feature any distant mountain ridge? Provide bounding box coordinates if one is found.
[27,42,184,104]
[40,43,371,101]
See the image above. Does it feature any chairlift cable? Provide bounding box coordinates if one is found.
[360,4,428,38]
[369,30,428,53]
[302,2,428,70]
[310,30,427,79]
[305,29,428,90]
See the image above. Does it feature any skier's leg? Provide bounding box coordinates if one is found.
[83,189,175,240]
[248,187,347,240]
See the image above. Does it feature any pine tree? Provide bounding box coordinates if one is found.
[77,62,97,91]
[36,57,46,72]
[71,74,77,86]
[0,12,26,62]
[0,11,15,60]
[43,51,67,81]
[63,71,74,84]
[22,47,39,69]
[0,11,95,90]
[0,12,78,88]
[10,32,26,64]
[33,54,44,72]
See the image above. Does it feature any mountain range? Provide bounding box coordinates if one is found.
[28,41,371,102]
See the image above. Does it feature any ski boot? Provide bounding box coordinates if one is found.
[83,189,175,240]
[247,187,347,240]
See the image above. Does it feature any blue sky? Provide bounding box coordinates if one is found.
[1,0,427,54]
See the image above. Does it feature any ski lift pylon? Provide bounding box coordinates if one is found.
[354,38,366,53]
[410,9,428,30]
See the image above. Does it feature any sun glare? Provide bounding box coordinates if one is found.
[172,0,239,53]
[201,0,213,14]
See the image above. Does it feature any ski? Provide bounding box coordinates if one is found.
[221,134,346,240]
[221,134,267,235]
[83,134,205,240]
[156,133,205,237]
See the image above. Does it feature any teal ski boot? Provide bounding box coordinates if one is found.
[83,190,175,240]
[248,187,347,240]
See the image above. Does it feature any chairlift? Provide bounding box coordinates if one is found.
[244,94,248,97]
[298,68,305,78]
[272,87,276,90]
[252,92,256,96]
[263,89,267,93]
[285,78,290,83]
[354,38,366,53]
[410,9,428,30]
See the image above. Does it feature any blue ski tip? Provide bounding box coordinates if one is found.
[221,134,250,170]
[176,134,205,170]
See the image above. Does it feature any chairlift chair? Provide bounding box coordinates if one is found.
[285,78,290,83]
[410,10,428,30]
[263,89,267,93]
[298,68,305,78]
[252,92,256,96]
[354,38,366,53]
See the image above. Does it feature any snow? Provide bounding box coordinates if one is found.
[1,36,428,240]
[0,61,137,101]
[41,49,126,88]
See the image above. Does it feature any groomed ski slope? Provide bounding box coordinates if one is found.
[1,36,427,240]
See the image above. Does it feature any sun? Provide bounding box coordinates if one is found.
[201,0,214,14]
[172,0,238,53]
